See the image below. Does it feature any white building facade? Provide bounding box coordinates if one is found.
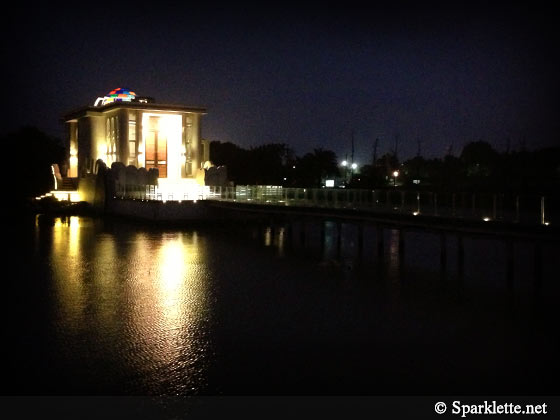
[63,88,210,200]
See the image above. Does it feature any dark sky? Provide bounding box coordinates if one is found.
[5,2,559,164]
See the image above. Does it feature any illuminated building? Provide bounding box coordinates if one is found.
[60,88,210,201]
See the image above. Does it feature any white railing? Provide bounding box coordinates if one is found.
[206,186,554,226]
[115,184,211,202]
[113,183,554,226]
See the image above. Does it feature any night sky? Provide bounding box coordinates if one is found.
[5,2,559,164]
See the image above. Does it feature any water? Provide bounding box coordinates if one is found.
[5,215,560,395]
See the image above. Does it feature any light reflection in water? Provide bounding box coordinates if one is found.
[49,216,86,325]
[263,226,286,257]
[123,230,211,392]
[39,217,212,394]
[264,227,272,247]
[277,227,285,257]
[26,216,560,395]
[387,229,401,281]
[156,233,207,349]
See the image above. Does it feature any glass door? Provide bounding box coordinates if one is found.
[145,116,167,178]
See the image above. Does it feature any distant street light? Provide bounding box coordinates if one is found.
[393,170,399,187]
[341,160,349,185]
[349,162,358,184]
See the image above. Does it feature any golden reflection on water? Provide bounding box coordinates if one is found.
[128,230,210,380]
[49,216,86,324]
[91,231,120,328]
[156,233,205,331]
[39,217,211,390]
[263,226,286,257]
[264,227,272,247]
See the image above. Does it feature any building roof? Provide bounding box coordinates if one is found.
[63,101,207,123]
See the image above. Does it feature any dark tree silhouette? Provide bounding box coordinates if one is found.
[210,141,249,183]
[460,140,499,178]
[249,143,292,185]
[210,141,295,185]
[7,126,66,200]
[294,148,340,187]
[213,138,559,193]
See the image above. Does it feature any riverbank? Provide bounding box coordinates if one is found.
[23,197,96,217]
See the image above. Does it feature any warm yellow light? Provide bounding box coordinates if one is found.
[159,239,187,293]
[49,190,81,202]
[264,227,272,246]
[51,165,58,189]
[97,144,106,157]
[141,113,181,178]
[483,217,491,222]
[393,170,399,177]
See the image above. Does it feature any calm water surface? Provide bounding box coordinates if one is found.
[6,215,560,395]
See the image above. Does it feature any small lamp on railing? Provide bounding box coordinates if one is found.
[393,170,399,187]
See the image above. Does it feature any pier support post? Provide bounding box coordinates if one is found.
[534,242,543,291]
[398,228,405,257]
[299,221,306,246]
[319,220,326,255]
[377,225,384,258]
[336,221,342,258]
[440,233,447,270]
[506,239,514,290]
[457,234,464,280]
[452,193,456,216]
[286,222,293,250]
[357,222,364,256]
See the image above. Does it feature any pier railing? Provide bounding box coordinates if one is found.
[113,183,555,226]
[206,186,556,226]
